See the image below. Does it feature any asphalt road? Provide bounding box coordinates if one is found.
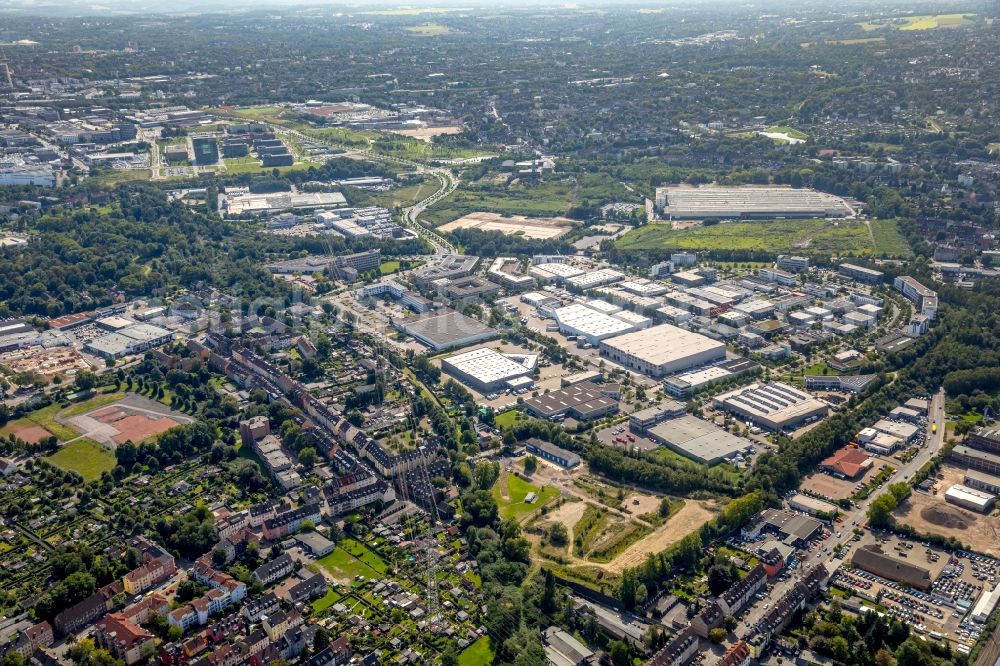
[739,388,946,636]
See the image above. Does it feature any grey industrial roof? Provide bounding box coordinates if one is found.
[647,414,748,464]
[398,310,497,348]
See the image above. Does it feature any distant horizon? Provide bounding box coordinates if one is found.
[0,0,987,18]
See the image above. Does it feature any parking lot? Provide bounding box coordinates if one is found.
[835,531,1000,649]
[595,422,659,452]
[801,455,895,501]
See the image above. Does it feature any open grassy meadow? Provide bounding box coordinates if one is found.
[616,218,912,258]
[317,538,388,580]
[424,174,636,227]
[493,473,560,521]
[859,13,975,31]
[45,438,116,481]
[458,636,493,666]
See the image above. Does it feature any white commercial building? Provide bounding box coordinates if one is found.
[944,484,996,514]
[441,347,536,393]
[529,262,585,283]
[972,585,1000,623]
[599,324,726,378]
[657,185,852,220]
[567,268,625,290]
[553,303,635,345]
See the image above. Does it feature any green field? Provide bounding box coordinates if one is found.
[423,174,635,227]
[378,261,401,275]
[309,587,340,613]
[616,218,912,258]
[45,439,116,481]
[317,538,388,580]
[493,410,521,429]
[369,180,437,209]
[223,156,318,175]
[458,636,493,666]
[493,473,560,521]
[302,127,489,162]
[84,169,153,188]
[859,13,975,31]
[61,391,126,418]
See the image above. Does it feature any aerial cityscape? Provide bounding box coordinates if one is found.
[0,0,997,665]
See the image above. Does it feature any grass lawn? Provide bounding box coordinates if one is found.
[423,173,635,227]
[45,438,116,481]
[859,13,975,31]
[493,473,560,521]
[61,391,126,418]
[616,218,912,258]
[310,587,340,613]
[493,410,521,429]
[370,180,436,209]
[378,260,401,275]
[317,538,388,580]
[83,169,152,188]
[458,636,492,666]
[24,403,77,442]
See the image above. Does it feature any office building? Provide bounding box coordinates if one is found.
[839,263,884,284]
[893,276,938,319]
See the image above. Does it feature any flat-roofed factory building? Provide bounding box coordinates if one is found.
[393,309,497,352]
[656,185,852,220]
[852,545,933,590]
[647,414,750,465]
[524,438,581,469]
[944,484,997,514]
[522,381,619,422]
[713,381,828,431]
[599,324,726,378]
[441,347,535,393]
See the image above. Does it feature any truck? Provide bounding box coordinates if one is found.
[931,422,937,434]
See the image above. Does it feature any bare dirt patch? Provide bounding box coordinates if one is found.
[605,500,716,574]
[622,493,660,515]
[894,465,1000,557]
[438,211,574,239]
[387,126,464,142]
[12,424,53,445]
[67,399,189,447]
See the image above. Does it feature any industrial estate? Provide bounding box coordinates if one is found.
[0,2,997,666]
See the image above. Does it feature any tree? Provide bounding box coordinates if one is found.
[298,447,317,469]
[547,522,568,547]
[707,563,737,596]
[708,627,727,643]
[609,640,631,666]
[74,371,97,392]
[523,455,538,476]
